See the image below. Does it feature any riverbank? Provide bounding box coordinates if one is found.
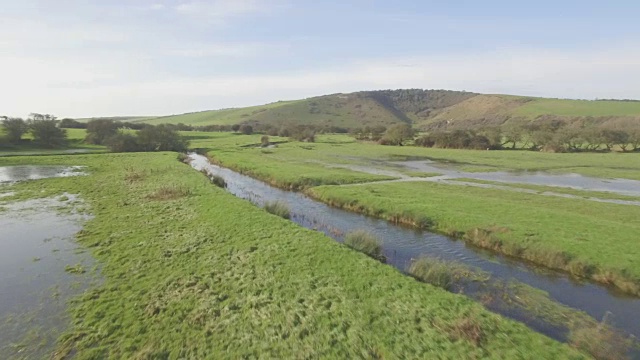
[190,134,640,296]
[305,181,640,296]
[0,153,585,358]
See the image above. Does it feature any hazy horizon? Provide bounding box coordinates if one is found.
[2,0,639,118]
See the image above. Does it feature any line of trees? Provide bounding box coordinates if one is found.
[1,114,67,148]
[373,120,640,153]
[83,119,189,152]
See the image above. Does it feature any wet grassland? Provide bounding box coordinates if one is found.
[0,152,588,359]
[190,133,640,296]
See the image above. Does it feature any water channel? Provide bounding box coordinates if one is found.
[188,153,640,350]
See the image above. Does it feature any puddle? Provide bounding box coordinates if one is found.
[0,195,93,359]
[0,166,86,184]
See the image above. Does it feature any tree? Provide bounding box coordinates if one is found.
[59,118,86,129]
[231,124,241,132]
[29,119,67,148]
[85,119,118,145]
[239,124,253,135]
[137,124,189,152]
[2,118,28,144]
[105,132,140,152]
[380,124,415,145]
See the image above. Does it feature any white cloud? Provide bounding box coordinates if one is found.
[169,42,288,58]
[2,44,640,118]
[174,0,267,24]
[149,4,166,11]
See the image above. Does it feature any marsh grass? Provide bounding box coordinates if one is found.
[124,167,146,183]
[445,314,486,347]
[263,200,290,219]
[408,257,488,291]
[344,230,385,262]
[569,313,636,360]
[64,264,86,274]
[199,169,226,188]
[147,185,192,201]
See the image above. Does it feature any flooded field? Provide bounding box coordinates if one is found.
[0,166,85,184]
[0,166,93,359]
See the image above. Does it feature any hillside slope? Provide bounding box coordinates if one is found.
[76,90,640,130]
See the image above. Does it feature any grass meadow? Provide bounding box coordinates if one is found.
[0,152,586,359]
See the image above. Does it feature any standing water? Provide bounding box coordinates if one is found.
[188,153,640,347]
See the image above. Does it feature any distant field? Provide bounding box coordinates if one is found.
[514,98,640,117]
[139,101,300,126]
[74,116,156,123]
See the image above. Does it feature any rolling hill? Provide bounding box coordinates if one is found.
[76,90,640,130]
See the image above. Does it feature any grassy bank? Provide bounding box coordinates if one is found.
[306,181,640,296]
[192,133,640,181]
[0,153,586,359]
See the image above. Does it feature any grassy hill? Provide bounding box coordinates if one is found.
[75,90,640,130]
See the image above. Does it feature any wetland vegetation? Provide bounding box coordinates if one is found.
[2,122,640,358]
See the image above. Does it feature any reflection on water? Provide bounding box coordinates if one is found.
[189,154,640,344]
[395,160,640,197]
[0,166,85,184]
[0,195,93,359]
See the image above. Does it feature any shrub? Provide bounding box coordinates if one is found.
[264,201,290,219]
[29,119,67,148]
[344,230,385,262]
[239,124,253,135]
[209,175,226,188]
[2,118,28,143]
[137,125,189,152]
[260,135,270,147]
[106,133,140,152]
[569,314,634,360]
[85,119,118,145]
[408,257,452,289]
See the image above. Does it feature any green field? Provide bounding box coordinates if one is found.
[190,133,640,294]
[514,98,640,117]
[0,153,586,359]
[195,133,640,181]
[307,181,640,295]
[141,101,300,126]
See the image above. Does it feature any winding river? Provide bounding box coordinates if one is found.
[188,153,640,348]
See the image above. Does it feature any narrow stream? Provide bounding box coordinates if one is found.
[188,154,640,346]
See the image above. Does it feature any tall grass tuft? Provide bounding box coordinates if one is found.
[148,185,192,201]
[408,257,453,290]
[344,230,386,262]
[569,313,635,360]
[264,201,291,219]
[407,257,488,291]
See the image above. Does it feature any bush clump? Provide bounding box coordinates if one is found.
[264,201,290,219]
[344,230,385,262]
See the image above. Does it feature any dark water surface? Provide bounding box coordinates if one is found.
[189,154,640,345]
[0,194,93,359]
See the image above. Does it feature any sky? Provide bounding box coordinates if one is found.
[1,0,639,118]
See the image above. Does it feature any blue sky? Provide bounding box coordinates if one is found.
[1,0,639,117]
